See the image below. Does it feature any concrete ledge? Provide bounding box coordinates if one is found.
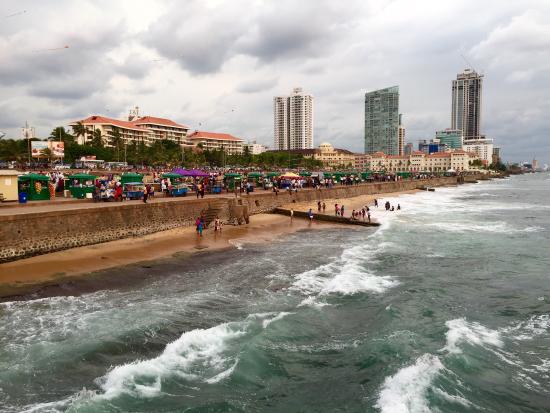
[273,208,380,227]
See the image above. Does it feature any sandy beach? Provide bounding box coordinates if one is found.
[0,188,418,299]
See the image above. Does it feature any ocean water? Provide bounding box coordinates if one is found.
[1,174,549,412]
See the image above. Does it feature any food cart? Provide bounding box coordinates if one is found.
[246,172,263,188]
[224,173,242,191]
[18,173,50,201]
[67,173,97,199]
[124,182,145,200]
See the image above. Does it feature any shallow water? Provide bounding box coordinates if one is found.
[1,174,549,412]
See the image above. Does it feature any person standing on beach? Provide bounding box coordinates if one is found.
[341,205,345,217]
[335,204,339,216]
[196,217,202,236]
[397,204,401,210]
[308,208,314,222]
[322,202,326,213]
[374,199,378,208]
[214,216,222,232]
[290,208,294,221]
[317,201,321,212]
[367,211,371,223]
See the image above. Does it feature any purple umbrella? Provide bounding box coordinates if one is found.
[172,168,191,176]
[186,169,209,177]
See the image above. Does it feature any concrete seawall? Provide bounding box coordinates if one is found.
[1,176,460,262]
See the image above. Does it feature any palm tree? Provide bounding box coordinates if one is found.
[71,122,89,144]
[91,129,104,148]
[107,127,123,161]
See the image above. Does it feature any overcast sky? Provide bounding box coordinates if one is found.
[1,0,549,163]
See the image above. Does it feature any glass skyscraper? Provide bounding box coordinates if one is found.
[364,86,399,155]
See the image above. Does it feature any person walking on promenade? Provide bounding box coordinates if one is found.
[322,202,326,213]
[143,185,149,203]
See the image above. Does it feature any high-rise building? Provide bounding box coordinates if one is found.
[451,69,483,141]
[398,114,405,156]
[404,143,413,155]
[436,129,463,149]
[364,86,399,155]
[273,87,313,150]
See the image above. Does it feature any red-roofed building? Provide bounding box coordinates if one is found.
[70,113,190,147]
[187,131,244,155]
[70,115,149,146]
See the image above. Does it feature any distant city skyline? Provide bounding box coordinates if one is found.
[0,1,549,162]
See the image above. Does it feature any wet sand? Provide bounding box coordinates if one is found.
[0,214,338,299]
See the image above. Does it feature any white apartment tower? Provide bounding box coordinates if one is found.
[273,87,313,150]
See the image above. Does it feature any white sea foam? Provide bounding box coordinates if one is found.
[290,242,398,297]
[425,221,543,234]
[505,314,549,341]
[98,322,246,399]
[442,318,503,354]
[376,354,444,413]
[261,312,293,328]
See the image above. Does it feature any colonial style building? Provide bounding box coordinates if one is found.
[368,150,478,173]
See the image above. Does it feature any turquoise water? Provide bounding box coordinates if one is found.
[1,174,549,412]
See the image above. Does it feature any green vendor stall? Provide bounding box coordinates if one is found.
[224,173,242,190]
[67,173,97,199]
[18,173,50,201]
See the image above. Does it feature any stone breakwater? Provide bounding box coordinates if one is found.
[1,176,460,263]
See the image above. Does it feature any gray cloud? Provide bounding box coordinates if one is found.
[1,0,549,163]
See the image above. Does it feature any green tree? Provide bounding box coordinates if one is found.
[107,127,123,161]
[91,129,104,148]
[49,126,75,143]
[71,122,89,144]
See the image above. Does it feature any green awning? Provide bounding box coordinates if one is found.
[247,172,263,177]
[18,173,49,181]
[299,171,312,176]
[224,173,242,178]
[68,173,96,180]
[162,172,182,179]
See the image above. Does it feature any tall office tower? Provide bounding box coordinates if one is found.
[273,87,314,150]
[364,86,399,155]
[451,69,483,141]
[273,96,288,150]
[398,114,405,155]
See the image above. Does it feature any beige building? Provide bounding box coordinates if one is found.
[0,170,21,202]
[315,143,355,168]
[368,150,478,173]
[187,131,244,155]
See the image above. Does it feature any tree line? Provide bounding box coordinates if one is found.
[0,125,323,169]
